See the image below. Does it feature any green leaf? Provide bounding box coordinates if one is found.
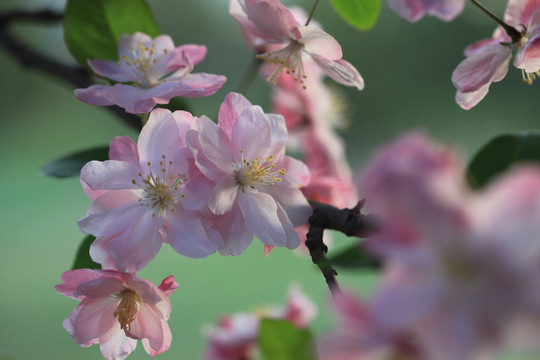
[64,0,161,65]
[41,146,109,178]
[259,319,316,360]
[72,235,101,270]
[329,0,380,31]
[327,243,381,270]
[466,132,540,189]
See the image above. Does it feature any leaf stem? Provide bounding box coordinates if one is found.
[305,0,320,26]
[469,0,521,43]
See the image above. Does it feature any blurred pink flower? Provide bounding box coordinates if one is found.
[185,92,312,255]
[74,32,226,113]
[204,286,316,360]
[388,0,465,22]
[360,133,540,359]
[452,0,540,109]
[319,292,426,360]
[55,269,178,360]
[79,108,222,272]
[229,0,363,89]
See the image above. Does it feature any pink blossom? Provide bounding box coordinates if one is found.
[74,32,226,114]
[360,133,540,359]
[229,0,364,89]
[184,92,312,255]
[319,292,426,360]
[55,269,178,360]
[204,286,316,360]
[388,0,465,22]
[452,0,540,109]
[79,108,222,272]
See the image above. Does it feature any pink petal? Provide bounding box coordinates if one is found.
[165,209,222,258]
[80,160,141,191]
[75,276,124,298]
[197,116,234,173]
[78,199,144,238]
[88,59,133,82]
[215,207,254,255]
[55,269,106,300]
[98,325,137,360]
[455,84,490,110]
[74,85,115,107]
[89,235,118,270]
[118,32,153,57]
[310,56,364,90]
[142,319,172,356]
[209,175,239,215]
[452,44,511,93]
[514,33,540,72]
[106,84,158,114]
[127,303,164,349]
[165,73,227,97]
[298,26,342,60]
[504,0,540,25]
[276,202,301,249]
[244,0,301,41]
[109,136,139,164]
[238,191,286,246]
[71,297,119,344]
[218,92,254,139]
[232,106,274,161]
[137,108,184,173]
[177,44,207,67]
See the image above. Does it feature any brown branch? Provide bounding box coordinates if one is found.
[305,199,380,297]
[0,9,142,131]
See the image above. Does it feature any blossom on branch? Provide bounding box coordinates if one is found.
[388,0,465,22]
[79,108,223,272]
[55,269,178,360]
[229,0,364,89]
[184,92,312,255]
[452,0,540,109]
[360,133,540,359]
[74,32,226,114]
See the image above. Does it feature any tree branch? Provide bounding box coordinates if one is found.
[0,9,142,131]
[305,199,380,297]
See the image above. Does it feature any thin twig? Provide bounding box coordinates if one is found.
[469,0,521,43]
[305,0,320,26]
[305,199,380,296]
[0,9,142,131]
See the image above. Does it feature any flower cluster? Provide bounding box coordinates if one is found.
[452,0,540,109]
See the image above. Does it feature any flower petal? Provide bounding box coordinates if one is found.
[244,0,301,41]
[310,56,364,90]
[74,85,115,107]
[238,191,286,246]
[109,136,139,164]
[298,26,342,60]
[209,175,239,215]
[72,297,119,344]
[88,59,133,82]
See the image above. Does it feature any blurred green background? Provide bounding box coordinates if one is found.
[0,0,538,359]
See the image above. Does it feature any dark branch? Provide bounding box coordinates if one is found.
[0,9,142,131]
[305,199,380,297]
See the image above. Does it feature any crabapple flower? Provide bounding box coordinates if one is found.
[204,286,316,360]
[360,133,540,359]
[229,0,364,89]
[74,32,226,113]
[79,108,222,272]
[184,92,312,255]
[318,292,426,360]
[452,0,540,109]
[388,0,465,22]
[55,269,178,360]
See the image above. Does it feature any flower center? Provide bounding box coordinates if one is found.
[256,41,307,88]
[114,289,140,332]
[234,150,285,192]
[119,42,169,88]
[131,154,187,215]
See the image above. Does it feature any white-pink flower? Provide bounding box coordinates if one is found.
[452,0,540,109]
[388,0,465,22]
[185,92,312,255]
[229,0,364,89]
[360,133,540,359]
[79,108,222,272]
[74,32,226,114]
[204,286,316,360]
[55,269,178,360]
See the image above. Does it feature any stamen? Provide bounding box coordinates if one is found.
[522,69,540,85]
[256,41,307,86]
[235,150,285,191]
[113,289,140,331]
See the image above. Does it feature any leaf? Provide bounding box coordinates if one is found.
[466,132,540,189]
[72,235,101,270]
[259,319,316,360]
[328,0,380,31]
[64,0,161,65]
[41,146,109,178]
[328,243,381,270]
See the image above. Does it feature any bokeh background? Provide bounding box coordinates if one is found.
[0,0,538,359]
